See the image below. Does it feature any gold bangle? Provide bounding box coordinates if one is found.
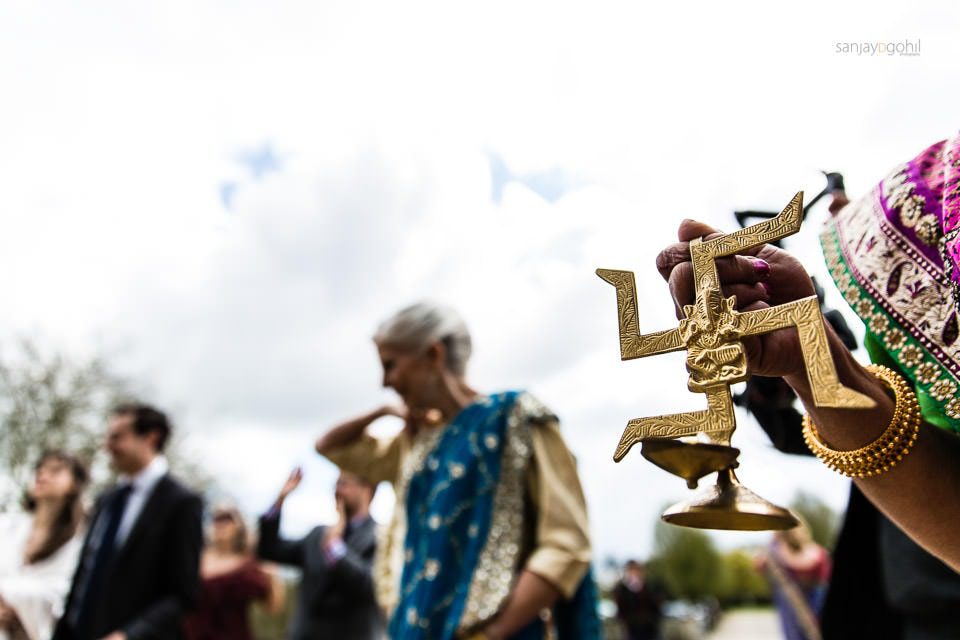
[802,364,920,478]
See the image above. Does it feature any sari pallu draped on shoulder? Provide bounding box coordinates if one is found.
[388,391,601,640]
[822,133,960,433]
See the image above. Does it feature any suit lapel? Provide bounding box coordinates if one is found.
[308,518,375,601]
[115,474,168,562]
[86,489,115,545]
[345,517,375,554]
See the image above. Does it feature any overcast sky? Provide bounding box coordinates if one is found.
[2,0,959,560]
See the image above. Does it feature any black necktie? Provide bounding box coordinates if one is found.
[69,484,133,638]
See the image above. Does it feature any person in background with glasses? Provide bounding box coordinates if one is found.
[183,504,285,640]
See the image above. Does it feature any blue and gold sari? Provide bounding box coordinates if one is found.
[388,391,601,640]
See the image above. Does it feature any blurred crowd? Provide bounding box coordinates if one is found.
[3,132,960,640]
[0,303,602,640]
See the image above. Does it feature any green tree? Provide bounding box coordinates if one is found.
[0,339,128,506]
[790,491,841,549]
[716,549,770,605]
[648,519,724,601]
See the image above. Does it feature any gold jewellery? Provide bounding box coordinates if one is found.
[802,364,920,478]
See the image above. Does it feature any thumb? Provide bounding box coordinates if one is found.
[678,219,722,243]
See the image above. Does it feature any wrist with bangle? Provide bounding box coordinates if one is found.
[802,364,920,478]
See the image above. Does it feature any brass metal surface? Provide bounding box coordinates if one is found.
[661,469,799,531]
[596,192,875,530]
[640,440,740,490]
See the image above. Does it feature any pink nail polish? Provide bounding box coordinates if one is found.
[759,281,771,297]
[752,258,770,277]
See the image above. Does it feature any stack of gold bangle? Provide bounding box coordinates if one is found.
[802,364,920,478]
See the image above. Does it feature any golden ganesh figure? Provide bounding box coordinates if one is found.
[596,192,874,530]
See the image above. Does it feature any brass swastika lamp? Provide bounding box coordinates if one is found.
[596,192,875,531]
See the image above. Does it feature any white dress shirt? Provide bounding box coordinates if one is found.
[115,455,168,547]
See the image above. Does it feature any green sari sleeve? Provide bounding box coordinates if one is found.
[863,331,955,431]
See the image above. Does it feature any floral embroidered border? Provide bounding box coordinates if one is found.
[821,212,960,433]
[459,393,539,630]
[374,426,445,619]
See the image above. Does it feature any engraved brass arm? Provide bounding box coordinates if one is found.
[737,299,874,408]
[613,387,733,462]
[595,269,684,360]
[595,191,875,531]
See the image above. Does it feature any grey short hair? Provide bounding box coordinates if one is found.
[374,302,472,376]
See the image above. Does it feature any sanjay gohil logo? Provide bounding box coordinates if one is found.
[835,39,921,57]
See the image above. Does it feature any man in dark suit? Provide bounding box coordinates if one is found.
[54,403,203,640]
[257,467,382,640]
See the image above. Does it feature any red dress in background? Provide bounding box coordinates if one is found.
[183,560,270,640]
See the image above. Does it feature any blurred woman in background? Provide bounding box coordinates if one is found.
[0,450,88,640]
[317,301,601,640]
[760,521,830,640]
[183,504,284,640]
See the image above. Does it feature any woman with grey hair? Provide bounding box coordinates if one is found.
[316,302,600,640]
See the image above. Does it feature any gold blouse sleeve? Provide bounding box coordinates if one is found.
[523,419,592,599]
[321,432,405,485]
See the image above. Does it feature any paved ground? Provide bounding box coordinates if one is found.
[707,608,780,640]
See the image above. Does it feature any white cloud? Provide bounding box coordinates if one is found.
[1,0,958,556]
